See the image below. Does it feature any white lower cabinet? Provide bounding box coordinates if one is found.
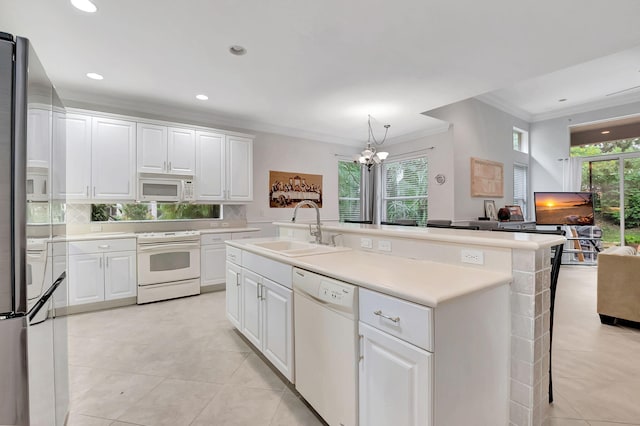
[240,269,294,381]
[201,233,232,288]
[241,269,262,348]
[68,253,104,305]
[259,277,293,378]
[225,261,242,329]
[225,246,294,381]
[359,322,432,426]
[68,239,137,306]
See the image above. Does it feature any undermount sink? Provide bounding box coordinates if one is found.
[249,240,350,257]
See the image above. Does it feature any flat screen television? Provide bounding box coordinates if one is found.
[534,192,595,226]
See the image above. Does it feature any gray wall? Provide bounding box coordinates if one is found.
[425,98,530,220]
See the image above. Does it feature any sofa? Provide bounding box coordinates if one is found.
[597,245,640,324]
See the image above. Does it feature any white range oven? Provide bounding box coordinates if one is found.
[136,231,201,304]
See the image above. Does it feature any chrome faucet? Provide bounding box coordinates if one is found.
[291,200,323,245]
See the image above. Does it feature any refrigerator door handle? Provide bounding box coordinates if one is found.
[27,271,66,322]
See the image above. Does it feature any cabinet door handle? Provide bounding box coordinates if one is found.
[169,161,172,171]
[163,161,167,172]
[106,257,109,268]
[43,179,47,195]
[98,245,110,249]
[256,282,260,299]
[236,272,240,286]
[359,334,364,361]
[374,310,400,323]
[260,284,265,301]
[86,186,89,197]
[99,257,103,269]
[93,186,96,197]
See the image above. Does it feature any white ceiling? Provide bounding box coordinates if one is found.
[2,0,640,146]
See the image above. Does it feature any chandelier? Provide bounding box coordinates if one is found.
[357,115,390,170]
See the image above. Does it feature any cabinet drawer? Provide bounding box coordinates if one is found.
[359,288,433,352]
[202,233,232,246]
[232,231,259,240]
[68,238,137,255]
[226,246,242,265]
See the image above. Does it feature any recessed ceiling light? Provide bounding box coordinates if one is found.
[601,130,611,134]
[70,0,97,13]
[86,72,103,80]
[229,45,247,56]
[195,94,209,101]
[558,98,567,102]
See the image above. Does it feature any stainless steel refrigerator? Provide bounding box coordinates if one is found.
[0,32,69,426]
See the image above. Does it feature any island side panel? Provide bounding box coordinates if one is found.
[511,248,552,426]
[434,284,510,425]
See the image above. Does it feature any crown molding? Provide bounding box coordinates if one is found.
[385,121,451,145]
[529,91,640,122]
[59,88,361,147]
[474,93,533,122]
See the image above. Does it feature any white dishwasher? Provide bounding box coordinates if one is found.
[293,267,358,426]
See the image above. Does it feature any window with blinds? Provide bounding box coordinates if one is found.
[382,156,428,226]
[338,161,362,222]
[513,163,528,219]
[513,128,529,153]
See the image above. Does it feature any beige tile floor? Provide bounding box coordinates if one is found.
[66,265,640,426]
[550,266,640,426]
[66,291,324,426]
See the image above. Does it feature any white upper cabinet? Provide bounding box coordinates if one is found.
[196,132,253,202]
[226,136,253,201]
[27,108,51,169]
[167,127,196,175]
[91,117,136,200]
[137,123,167,174]
[195,130,225,201]
[57,113,91,200]
[137,124,195,175]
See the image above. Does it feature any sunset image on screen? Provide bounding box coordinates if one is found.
[534,192,594,225]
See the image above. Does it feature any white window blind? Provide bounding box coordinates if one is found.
[513,163,528,218]
[382,156,428,226]
[338,161,361,222]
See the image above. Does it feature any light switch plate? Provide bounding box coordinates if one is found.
[461,249,484,265]
[378,240,392,252]
[360,238,373,249]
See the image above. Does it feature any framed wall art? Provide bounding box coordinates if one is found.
[269,170,323,208]
[471,157,504,197]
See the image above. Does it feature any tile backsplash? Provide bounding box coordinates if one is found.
[65,204,92,224]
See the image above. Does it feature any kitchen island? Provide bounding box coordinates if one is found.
[226,222,564,426]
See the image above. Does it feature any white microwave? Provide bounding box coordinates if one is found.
[138,177,195,202]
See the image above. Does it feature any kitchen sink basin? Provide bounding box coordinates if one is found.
[249,240,350,257]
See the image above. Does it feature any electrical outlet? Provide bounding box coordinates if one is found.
[461,249,484,265]
[360,238,373,249]
[378,240,392,252]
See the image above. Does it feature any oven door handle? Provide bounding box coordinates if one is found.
[138,242,200,252]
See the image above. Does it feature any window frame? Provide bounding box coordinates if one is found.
[513,127,529,154]
[337,160,362,222]
[513,162,528,220]
[381,155,428,226]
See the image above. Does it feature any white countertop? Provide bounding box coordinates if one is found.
[275,221,566,250]
[54,227,260,242]
[227,238,512,307]
[199,227,261,234]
